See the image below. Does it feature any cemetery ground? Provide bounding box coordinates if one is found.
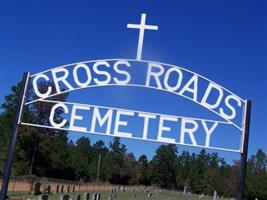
[7,191,231,200]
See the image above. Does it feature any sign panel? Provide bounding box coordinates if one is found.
[20,14,246,153]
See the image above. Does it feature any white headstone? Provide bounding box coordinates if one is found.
[213,190,217,200]
[108,193,113,200]
[83,192,90,200]
[183,186,187,195]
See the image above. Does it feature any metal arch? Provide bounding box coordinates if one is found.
[29,58,246,103]
[19,122,242,154]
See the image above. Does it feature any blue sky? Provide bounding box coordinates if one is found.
[0,0,266,163]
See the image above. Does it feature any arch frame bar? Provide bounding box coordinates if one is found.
[25,84,243,131]
[29,58,246,103]
[20,122,241,154]
[35,99,235,126]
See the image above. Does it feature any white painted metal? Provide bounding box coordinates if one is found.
[29,59,245,104]
[127,13,158,60]
[20,122,241,153]
[17,72,30,124]
[36,99,231,125]
[240,100,248,154]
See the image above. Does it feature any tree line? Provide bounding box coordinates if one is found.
[0,82,266,199]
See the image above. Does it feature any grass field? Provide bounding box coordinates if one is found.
[7,191,231,200]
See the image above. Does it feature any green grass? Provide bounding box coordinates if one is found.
[8,191,230,200]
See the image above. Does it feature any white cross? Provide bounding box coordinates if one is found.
[127,13,158,61]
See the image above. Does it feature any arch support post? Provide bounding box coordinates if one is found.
[237,100,251,200]
[0,72,30,200]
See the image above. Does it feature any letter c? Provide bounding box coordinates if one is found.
[49,103,68,128]
[32,74,52,98]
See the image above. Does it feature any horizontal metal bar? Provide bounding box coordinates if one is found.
[20,122,241,153]
[36,99,232,125]
[24,84,243,131]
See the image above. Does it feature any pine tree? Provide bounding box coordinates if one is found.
[150,144,178,189]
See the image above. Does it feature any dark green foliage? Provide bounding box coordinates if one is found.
[137,155,150,185]
[0,81,69,176]
[107,137,135,184]
[0,82,266,199]
[246,149,267,199]
[149,144,178,189]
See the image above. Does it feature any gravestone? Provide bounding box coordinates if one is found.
[183,186,187,196]
[92,193,96,200]
[56,185,60,193]
[108,193,113,200]
[213,190,217,200]
[92,193,100,200]
[96,193,100,200]
[34,182,41,195]
[38,194,48,200]
[83,192,90,200]
[60,194,70,200]
[199,193,204,198]
[147,192,152,198]
[61,185,64,193]
[72,185,75,193]
[46,185,51,194]
[76,194,81,200]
